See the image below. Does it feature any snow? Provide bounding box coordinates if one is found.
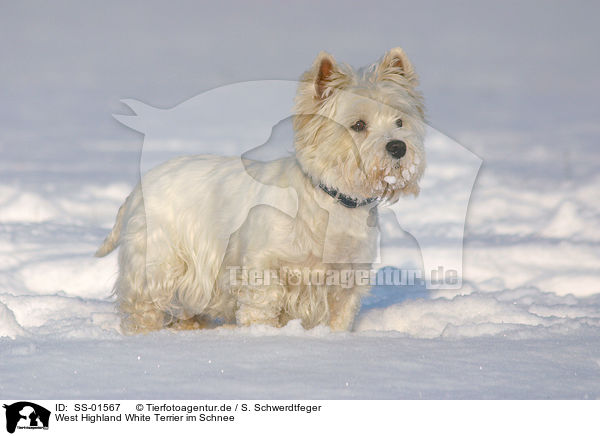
[357,287,600,339]
[1,1,600,399]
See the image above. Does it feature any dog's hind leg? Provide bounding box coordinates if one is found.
[328,288,364,331]
[119,297,165,334]
[116,264,165,334]
[114,217,167,334]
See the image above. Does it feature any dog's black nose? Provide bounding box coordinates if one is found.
[386,140,406,159]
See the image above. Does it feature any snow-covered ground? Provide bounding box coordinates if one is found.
[1,1,599,399]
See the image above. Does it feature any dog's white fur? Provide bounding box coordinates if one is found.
[96,48,426,334]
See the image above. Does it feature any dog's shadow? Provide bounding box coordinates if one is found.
[360,206,430,313]
[360,267,430,313]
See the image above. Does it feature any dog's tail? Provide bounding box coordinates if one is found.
[95,197,128,257]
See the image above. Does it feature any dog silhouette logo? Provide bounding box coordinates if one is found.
[114,81,480,292]
[3,402,50,433]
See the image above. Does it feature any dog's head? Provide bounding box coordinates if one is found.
[294,48,426,204]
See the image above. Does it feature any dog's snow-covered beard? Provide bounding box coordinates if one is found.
[293,48,426,205]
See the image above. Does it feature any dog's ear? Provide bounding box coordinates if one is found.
[310,51,351,100]
[376,47,419,87]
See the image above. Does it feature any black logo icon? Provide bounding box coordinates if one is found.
[3,402,50,434]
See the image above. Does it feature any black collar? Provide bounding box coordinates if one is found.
[318,183,378,208]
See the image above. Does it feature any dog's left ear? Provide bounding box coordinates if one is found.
[376,47,419,87]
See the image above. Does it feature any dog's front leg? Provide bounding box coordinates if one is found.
[235,283,284,327]
[328,288,364,331]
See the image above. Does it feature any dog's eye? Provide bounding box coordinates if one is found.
[396,118,403,128]
[351,120,367,132]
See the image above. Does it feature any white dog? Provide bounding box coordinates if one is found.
[96,48,426,334]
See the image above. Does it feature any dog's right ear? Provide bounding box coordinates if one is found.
[310,51,351,100]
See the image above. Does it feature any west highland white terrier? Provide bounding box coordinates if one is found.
[96,47,426,334]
